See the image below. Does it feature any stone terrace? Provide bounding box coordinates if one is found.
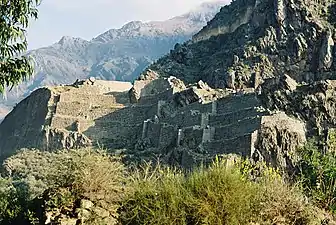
[0,77,282,165]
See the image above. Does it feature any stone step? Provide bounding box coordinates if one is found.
[180,126,204,149]
[93,80,132,93]
[213,117,261,140]
[178,101,213,114]
[138,89,173,105]
[50,114,143,135]
[55,102,125,119]
[209,107,266,127]
[58,86,104,95]
[110,92,131,105]
[53,103,156,131]
[216,94,261,115]
[177,116,261,149]
[202,134,253,157]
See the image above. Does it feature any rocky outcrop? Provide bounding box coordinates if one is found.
[255,112,306,171]
[319,30,334,70]
[193,0,256,43]
[260,78,336,136]
[38,189,118,225]
[146,0,336,88]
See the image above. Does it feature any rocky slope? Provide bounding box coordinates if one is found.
[146,0,336,88]
[0,1,226,119]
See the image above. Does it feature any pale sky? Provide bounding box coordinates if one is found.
[27,0,221,50]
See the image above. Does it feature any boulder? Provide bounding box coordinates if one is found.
[255,112,306,172]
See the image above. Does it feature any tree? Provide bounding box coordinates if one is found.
[0,0,41,93]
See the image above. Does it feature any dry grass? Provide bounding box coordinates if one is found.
[120,159,326,225]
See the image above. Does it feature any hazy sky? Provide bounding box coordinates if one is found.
[27,0,221,50]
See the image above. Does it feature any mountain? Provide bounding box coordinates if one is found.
[0,1,227,120]
[146,0,336,88]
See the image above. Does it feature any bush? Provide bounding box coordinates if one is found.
[298,139,336,213]
[1,148,333,225]
[120,158,323,225]
[0,177,36,224]
[3,148,127,201]
[1,148,129,224]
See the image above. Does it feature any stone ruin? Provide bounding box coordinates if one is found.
[0,76,307,169]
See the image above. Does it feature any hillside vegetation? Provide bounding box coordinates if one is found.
[0,143,335,225]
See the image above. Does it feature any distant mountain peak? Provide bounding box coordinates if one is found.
[55,36,89,49]
[121,21,143,30]
[93,0,226,43]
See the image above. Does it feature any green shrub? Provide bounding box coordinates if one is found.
[3,148,127,201]
[1,148,129,224]
[0,177,37,224]
[120,158,323,225]
[1,148,333,225]
[298,139,336,213]
[120,162,188,224]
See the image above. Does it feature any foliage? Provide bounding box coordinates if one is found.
[0,0,41,93]
[328,3,336,25]
[1,148,128,224]
[0,148,333,224]
[298,138,336,213]
[3,148,127,200]
[120,158,323,225]
[0,177,37,224]
[327,129,336,153]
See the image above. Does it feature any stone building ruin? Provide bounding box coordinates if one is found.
[0,76,306,169]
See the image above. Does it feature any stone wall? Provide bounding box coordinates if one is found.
[203,134,253,156]
[213,117,262,140]
[209,107,265,126]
